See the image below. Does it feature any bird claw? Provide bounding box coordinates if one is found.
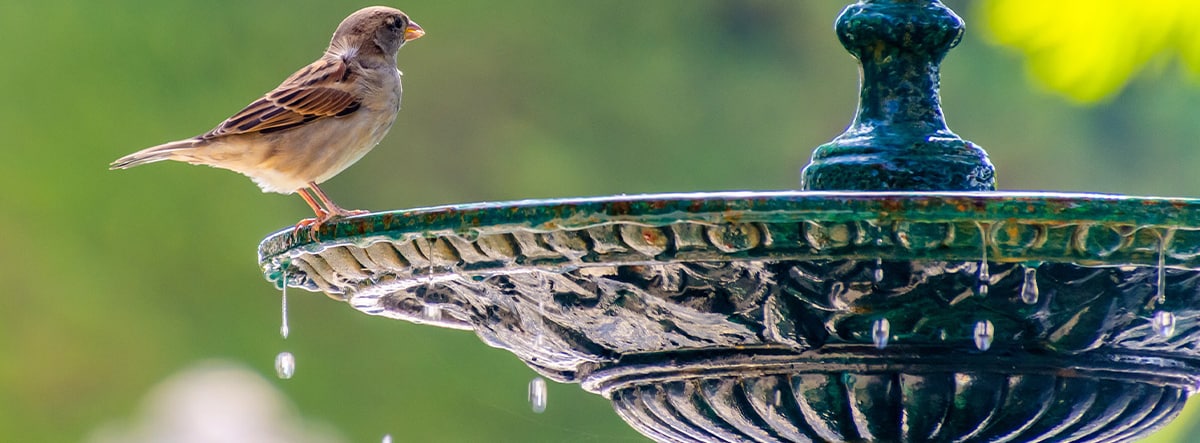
[290,207,370,242]
[291,209,333,242]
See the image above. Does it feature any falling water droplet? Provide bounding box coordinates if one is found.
[1020,266,1039,305]
[977,261,990,296]
[973,320,994,351]
[872,318,890,349]
[529,377,548,413]
[1153,311,1176,338]
[977,224,990,297]
[873,258,884,283]
[275,352,295,379]
[1157,238,1167,304]
[773,390,782,407]
[280,269,290,339]
[382,435,392,443]
[423,304,442,321]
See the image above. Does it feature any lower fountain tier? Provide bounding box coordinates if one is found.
[590,347,1191,443]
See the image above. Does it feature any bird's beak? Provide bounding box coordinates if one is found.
[404,21,425,41]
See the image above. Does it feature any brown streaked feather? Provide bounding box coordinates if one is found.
[201,56,361,139]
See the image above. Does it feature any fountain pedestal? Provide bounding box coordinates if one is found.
[259,1,1200,442]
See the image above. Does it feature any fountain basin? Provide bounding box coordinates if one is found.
[259,191,1200,442]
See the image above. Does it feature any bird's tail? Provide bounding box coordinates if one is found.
[109,139,199,169]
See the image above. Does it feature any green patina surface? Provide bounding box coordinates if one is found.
[260,191,1200,274]
[801,0,995,191]
[261,192,1200,250]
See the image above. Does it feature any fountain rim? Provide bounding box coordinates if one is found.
[260,190,1200,262]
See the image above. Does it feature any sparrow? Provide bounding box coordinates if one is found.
[111,6,424,227]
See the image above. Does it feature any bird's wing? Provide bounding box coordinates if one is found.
[201,56,362,138]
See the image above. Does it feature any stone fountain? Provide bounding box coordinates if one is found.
[258,1,1200,441]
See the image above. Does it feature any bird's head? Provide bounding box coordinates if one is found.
[330,6,424,57]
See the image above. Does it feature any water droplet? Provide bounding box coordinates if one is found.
[977,260,990,297]
[977,224,990,297]
[280,269,290,339]
[528,377,548,413]
[873,258,884,283]
[773,390,782,407]
[872,318,890,349]
[1153,311,1176,338]
[973,320,994,351]
[1157,238,1167,304]
[423,304,441,321]
[1020,266,1039,304]
[275,352,295,379]
[382,435,392,443]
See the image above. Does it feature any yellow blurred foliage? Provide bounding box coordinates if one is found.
[981,0,1200,103]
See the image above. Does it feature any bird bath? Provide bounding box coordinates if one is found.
[258,1,1200,441]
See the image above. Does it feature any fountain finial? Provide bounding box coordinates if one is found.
[802,0,995,191]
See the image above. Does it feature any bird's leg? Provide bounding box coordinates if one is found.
[295,188,331,226]
[308,182,369,217]
[291,189,333,242]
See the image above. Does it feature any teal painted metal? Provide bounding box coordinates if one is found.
[261,191,1200,280]
[801,0,994,191]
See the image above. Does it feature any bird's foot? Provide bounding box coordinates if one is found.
[290,208,368,242]
[291,209,334,242]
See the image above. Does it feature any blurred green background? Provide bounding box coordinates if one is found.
[4,0,1200,441]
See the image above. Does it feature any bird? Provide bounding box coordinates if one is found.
[111,6,424,229]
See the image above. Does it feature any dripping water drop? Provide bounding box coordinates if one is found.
[872,318,890,349]
[1157,238,1167,305]
[977,224,990,296]
[1020,266,1039,305]
[529,377,548,413]
[382,435,392,443]
[280,269,290,339]
[973,320,994,351]
[873,258,884,283]
[773,390,782,407]
[423,303,442,321]
[275,351,295,379]
[1153,311,1176,338]
[977,260,990,296]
